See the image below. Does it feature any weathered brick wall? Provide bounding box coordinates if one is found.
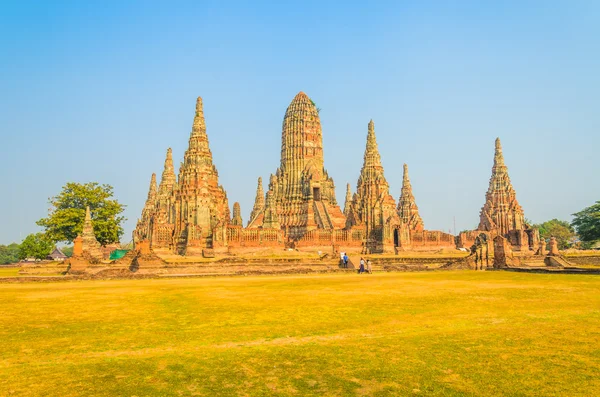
[563,255,600,266]
[409,230,456,250]
[226,226,285,248]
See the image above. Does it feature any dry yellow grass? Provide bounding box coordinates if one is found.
[0,271,599,396]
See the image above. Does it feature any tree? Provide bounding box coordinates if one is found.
[572,201,600,244]
[37,182,126,246]
[0,243,21,264]
[19,233,54,260]
[534,219,576,250]
[61,246,74,258]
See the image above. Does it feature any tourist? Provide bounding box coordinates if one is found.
[343,253,349,268]
[359,257,365,274]
[367,259,372,274]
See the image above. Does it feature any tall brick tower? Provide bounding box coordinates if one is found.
[257,92,345,238]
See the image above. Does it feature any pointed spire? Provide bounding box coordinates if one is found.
[231,202,243,226]
[79,205,103,258]
[147,173,157,201]
[184,96,212,159]
[365,120,378,164]
[158,148,177,198]
[191,96,206,137]
[343,183,353,216]
[85,205,92,222]
[362,119,383,171]
[249,177,265,224]
[141,173,158,223]
[347,120,398,232]
[360,119,383,178]
[402,163,411,186]
[397,164,424,231]
[494,137,505,167]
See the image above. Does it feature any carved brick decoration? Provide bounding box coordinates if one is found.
[262,189,281,230]
[397,164,424,231]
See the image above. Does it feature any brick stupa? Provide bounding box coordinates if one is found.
[346,120,402,251]
[72,206,103,261]
[172,97,230,253]
[397,164,424,231]
[455,137,539,251]
[478,138,525,235]
[231,202,243,226]
[134,97,231,255]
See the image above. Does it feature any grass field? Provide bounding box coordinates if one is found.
[0,267,19,277]
[1,272,599,396]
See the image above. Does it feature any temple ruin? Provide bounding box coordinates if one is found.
[133,94,530,256]
[458,138,539,251]
[248,92,346,236]
[345,120,402,253]
[134,97,230,255]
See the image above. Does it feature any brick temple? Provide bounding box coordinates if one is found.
[457,138,539,251]
[134,93,535,255]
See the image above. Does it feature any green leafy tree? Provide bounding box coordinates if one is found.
[534,219,576,250]
[0,243,21,264]
[19,233,54,260]
[572,201,600,244]
[61,246,74,258]
[37,182,126,246]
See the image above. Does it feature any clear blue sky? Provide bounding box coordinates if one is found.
[1,0,599,245]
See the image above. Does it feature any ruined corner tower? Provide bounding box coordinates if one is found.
[397,164,424,232]
[475,138,538,250]
[346,120,402,252]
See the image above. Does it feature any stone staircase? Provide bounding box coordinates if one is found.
[517,256,547,268]
[313,201,333,229]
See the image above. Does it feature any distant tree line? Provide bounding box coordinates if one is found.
[529,201,599,249]
[0,243,20,264]
[0,239,74,264]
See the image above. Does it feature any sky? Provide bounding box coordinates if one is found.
[1,0,599,245]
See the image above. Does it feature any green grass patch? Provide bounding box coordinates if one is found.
[1,272,599,396]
